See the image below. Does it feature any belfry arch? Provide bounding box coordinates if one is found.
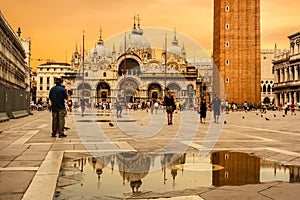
[118,58,140,76]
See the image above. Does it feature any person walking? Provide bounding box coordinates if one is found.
[164,90,176,125]
[291,102,296,115]
[116,94,123,118]
[212,93,221,124]
[49,78,68,138]
[199,97,207,124]
[153,100,159,114]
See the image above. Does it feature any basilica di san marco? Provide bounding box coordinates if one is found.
[67,19,211,110]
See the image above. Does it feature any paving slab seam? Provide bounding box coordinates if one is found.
[229,124,300,137]
[11,130,39,145]
[21,151,64,200]
[257,182,281,200]
[223,129,275,142]
[0,167,38,171]
[264,147,300,157]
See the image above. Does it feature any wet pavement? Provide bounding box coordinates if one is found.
[54,152,297,199]
[0,108,300,199]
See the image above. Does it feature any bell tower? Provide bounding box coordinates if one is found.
[213,0,261,105]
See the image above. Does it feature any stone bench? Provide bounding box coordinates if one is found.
[0,112,9,122]
[11,110,29,119]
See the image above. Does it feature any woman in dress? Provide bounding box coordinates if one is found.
[199,97,207,124]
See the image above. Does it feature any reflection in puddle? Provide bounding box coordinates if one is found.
[55,151,300,199]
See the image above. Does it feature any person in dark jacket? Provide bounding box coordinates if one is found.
[49,78,68,138]
[164,90,176,125]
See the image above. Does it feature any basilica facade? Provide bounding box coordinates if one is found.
[70,21,200,108]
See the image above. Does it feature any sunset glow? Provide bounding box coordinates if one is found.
[1,0,300,68]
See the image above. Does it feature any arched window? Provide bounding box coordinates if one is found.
[262,84,266,93]
[267,85,271,93]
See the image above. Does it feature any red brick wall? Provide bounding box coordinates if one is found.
[213,0,261,105]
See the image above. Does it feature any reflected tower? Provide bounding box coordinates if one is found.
[211,152,260,186]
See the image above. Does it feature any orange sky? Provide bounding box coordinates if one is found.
[1,0,300,68]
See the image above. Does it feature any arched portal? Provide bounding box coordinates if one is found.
[78,83,91,97]
[118,58,140,76]
[96,82,110,103]
[148,83,162,100]
[263,97,270,104]
[118,78,139,103]
[167,83,181,97]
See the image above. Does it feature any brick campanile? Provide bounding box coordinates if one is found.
[213,0,261,105]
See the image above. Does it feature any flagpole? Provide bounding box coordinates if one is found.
[164,33,167,94]
[123,33,127,104]
[81,30,85,116]
[82,31,85,88]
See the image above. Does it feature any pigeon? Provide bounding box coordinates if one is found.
[224,121,227,124]
[283,115,285,117]
[265,118,270,121]
[256,113,259,115]
[242,116,245,119]
[261,115,263,117]
[109,122,114,127]
[273,114,276,117]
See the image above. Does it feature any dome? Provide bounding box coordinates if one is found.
[119,32,151,54]
[89,39,112,59]
[167,45,182,57]
[167,29,183,57]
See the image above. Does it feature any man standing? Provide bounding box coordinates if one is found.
[49,78,68,138]
[212,93,221,124]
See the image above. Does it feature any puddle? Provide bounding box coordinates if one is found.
[54,151,300,199]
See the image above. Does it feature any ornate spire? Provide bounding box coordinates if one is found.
[17,27,21,37]
[98,26,104,45]
[172,28,178,46]
[136,14,143,35]
[182,42,186,58]
[132,14,137,34]
[137,14,140,28]
[112,43,116,53]
[75,43,78,53]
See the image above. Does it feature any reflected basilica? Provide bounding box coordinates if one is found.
[59,151,300,198]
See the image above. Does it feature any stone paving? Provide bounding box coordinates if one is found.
[0,108,300,200]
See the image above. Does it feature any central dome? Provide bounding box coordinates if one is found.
[89,39,112,59]
[119,16,150,54]
[119,32,151,54]
[167,30,182,57]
